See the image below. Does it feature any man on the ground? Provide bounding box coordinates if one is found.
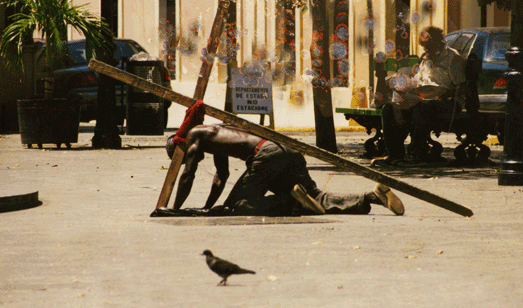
[167,124,405,216]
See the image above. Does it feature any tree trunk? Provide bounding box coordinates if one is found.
[310,0,338,153]
[224,0,238,113]
[44,36,53,100]
[92,37,121,149]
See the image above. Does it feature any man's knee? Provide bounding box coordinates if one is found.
[230,199,259,215]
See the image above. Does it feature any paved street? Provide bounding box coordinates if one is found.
[1,125,522,307]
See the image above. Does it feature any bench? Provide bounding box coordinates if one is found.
[336,55,505,165]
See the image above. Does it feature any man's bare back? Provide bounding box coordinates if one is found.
[186,124,264,161]
[172,124,265,210]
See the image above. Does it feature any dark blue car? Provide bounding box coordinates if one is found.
[444,27,510,142]
[445,27,510,111]
[34,39,172,125]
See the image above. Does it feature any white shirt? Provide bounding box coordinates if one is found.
[391,45,466,108]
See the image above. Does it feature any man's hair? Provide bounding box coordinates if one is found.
[421,26,444,43]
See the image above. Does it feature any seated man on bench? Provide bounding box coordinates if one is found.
[372,26,466,166]
[168,124,405,216]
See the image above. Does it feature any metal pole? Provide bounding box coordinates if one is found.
[498,3,523,186]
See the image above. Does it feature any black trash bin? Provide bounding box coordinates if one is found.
[125,60,165,135]
[17,98,80,148]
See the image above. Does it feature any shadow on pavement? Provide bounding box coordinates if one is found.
[20,145,168,151]
[307,142,503,181]
[0,201,43,214]
[151,216,338,226]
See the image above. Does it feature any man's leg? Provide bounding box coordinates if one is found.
[223,142,290,214]
[383,103,411,159]
[278,151,369,215]
[271,150,326,214]
[276,150,404,215]
[372,103,410,165]
[315,191,370,214]
[410,99,457,160]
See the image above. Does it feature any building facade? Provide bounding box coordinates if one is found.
[0,0,512,131]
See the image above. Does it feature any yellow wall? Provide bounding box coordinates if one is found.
[70,0,100,40]
[488,3,510,27]
[461,0,482,29]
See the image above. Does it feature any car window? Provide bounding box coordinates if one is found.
[115,41,147,61]
[66,41,88,65]
[469,34,487,61]
[460,34,476,58]
[35,45,77,70]
[444,33,460,44]
[451,33,475,56]
[488,33,510,60]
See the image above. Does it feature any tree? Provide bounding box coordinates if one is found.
[309,0,338,153]
[0,0,113,100]
[91,30,121,149]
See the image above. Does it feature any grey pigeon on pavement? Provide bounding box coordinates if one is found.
[202,250,256,286]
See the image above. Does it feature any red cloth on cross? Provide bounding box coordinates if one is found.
[166,100,205,158]
[172,100,206,144]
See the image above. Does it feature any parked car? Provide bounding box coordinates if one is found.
[34,39,172,126]
[444,27,509,143]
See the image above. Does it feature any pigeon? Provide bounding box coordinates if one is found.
[202,250,256,286]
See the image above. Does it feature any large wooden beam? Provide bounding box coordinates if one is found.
[89,58,474,217]
[155,0,230,210]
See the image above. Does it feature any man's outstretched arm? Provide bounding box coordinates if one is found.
[172,142,203,209]
[203,155,230,209]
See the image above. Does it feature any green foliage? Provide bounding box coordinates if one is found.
[0,0,113,72]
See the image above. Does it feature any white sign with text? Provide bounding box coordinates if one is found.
[232,66,273,114]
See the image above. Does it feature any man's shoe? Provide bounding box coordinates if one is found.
[291,184,325,214]
[373,183,405,215]
[371,156,403,167]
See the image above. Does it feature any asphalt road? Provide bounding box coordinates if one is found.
[1,127,522,307]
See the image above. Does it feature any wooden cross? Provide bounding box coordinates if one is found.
[89,56,473,217]
[154,0,231,211]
